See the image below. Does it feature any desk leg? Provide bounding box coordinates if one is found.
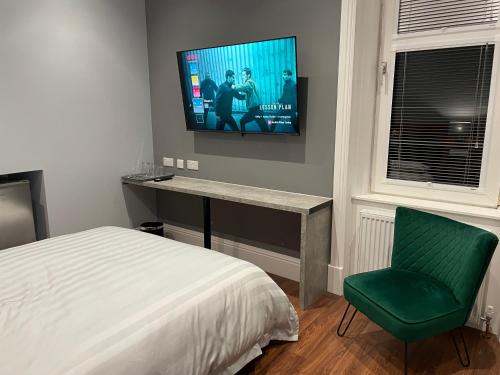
[203,196,211,249]
[299,206,332,309]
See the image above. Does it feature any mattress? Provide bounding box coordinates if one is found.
[0,226,298,375]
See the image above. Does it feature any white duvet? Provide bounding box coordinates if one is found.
[0,227,298,375]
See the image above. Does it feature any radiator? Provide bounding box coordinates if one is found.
[353,209,395,274]
[353,208,486,329]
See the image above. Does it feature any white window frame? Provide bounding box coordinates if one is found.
[371,0,500,207]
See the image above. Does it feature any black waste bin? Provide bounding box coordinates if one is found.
[139,222,164,236]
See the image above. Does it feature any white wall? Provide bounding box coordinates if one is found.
[332,0,500,336]
[0,0,155,236]
[330,0,382,294]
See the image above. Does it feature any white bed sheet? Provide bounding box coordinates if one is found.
[0,227,298,375]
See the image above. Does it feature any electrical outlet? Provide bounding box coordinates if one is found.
[486,305,495,317]
[163,157,174,167]
[187,160,199,171]
[176,159,184,169]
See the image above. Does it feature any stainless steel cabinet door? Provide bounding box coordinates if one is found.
[0,181,36,250]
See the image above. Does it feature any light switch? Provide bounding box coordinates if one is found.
[176,159,184,169]
[163,157,174,167]
[187,160,199,171]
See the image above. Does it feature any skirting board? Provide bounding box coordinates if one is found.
[328,265,344,295]
[164,223,343,296]
[163,224,301,282]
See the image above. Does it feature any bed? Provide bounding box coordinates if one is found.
[0,226,298,375]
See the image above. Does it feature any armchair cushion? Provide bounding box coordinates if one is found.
[344,268,468,342]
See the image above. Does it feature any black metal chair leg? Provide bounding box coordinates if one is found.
[337,303,358,337]
[451,327,470,367]
[404,341,408,375]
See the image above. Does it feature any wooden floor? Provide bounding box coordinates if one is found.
[239,275,500,375]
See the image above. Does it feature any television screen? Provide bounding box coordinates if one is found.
[177,37,299,134]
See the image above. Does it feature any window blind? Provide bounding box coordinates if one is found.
[398,0,499,34]
[387,44,494,188]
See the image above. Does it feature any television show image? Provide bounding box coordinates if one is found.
[177,37,299,134]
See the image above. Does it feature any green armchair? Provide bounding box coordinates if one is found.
[337,207,498,374]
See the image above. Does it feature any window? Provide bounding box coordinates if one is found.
[372,0,500,207]
[387,44,495,188]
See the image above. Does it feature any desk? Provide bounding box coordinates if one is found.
[123,176,332,309]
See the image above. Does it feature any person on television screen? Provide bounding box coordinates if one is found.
[214,70,245,131]
[200,72,218,126]
[234,68,269,133]
[271,69,298,133]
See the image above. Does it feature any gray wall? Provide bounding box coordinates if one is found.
[147,0,340,197]
[146,0,341,254]
[0,0,156,236]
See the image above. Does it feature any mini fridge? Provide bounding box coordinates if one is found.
[0,180,36,250]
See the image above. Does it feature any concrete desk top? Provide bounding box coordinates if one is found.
[123,176,332,215]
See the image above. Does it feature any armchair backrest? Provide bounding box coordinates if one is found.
[391,207,498,309]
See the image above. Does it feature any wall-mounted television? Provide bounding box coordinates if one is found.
[177,36,299,135]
